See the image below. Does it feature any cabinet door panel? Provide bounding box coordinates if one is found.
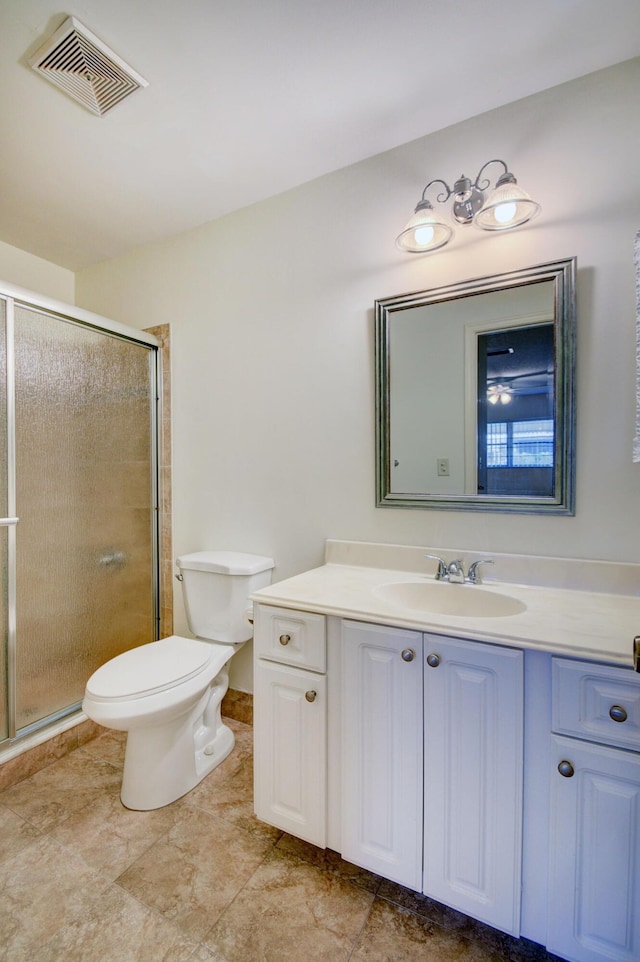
[423,635,523,936]
[254,661,326,846]
[341,620,423,890]
[548,735,640,962]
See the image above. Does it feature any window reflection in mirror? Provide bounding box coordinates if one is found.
[376,259,575,514]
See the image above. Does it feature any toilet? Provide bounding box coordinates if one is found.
[82,550,274,810]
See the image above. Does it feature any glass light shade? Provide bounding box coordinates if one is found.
[474,181,541,231]
[395,201,453,252]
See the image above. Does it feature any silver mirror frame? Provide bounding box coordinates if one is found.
[375,257,576,514]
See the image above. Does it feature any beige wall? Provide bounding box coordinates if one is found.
[0,241,74,302]
[74,59,640,689]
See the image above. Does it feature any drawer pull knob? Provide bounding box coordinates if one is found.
[558,760,575,778]
[401,648,415,662]
[609,704,628,723]
[279,633,291,646]
[426,653,440,668]
[305,690,317,703]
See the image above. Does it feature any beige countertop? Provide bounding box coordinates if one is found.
[253,550,640,668]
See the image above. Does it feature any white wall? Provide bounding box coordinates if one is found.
[75,59,640,689]
[389,283,554,494]
[0,240,74,302]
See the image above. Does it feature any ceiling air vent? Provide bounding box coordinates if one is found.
[29,16,148,116]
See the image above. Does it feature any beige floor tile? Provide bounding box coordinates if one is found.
[377,880,511,956]
[0,804,42,866]
[0,834,110,962]
[204,847,375,962]
[188,748,281,844]
[507,939,566,962]
[276,832,381,894]
[51,791,187,880]
[77,728,127,768]
[351,898,506,962]
[189,945,222,962]
[188,948,225,962]
[222,691,253,726]
[224,716,253,738]
[1,720,561,962]
[116,805,273,941]
[26,882,199,962]
[0,749,122,831]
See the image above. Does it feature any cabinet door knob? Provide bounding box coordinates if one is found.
[609,704,628,723]
[401,648,415,662]
[279,633,291,646]
[558,760,575,778]
[426,653,440,668]
[305,690,317,703]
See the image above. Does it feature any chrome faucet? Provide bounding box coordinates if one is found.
[467,559,495,584]
[424,554,465,583]
[424,554,494,584]
[444,559,466,583]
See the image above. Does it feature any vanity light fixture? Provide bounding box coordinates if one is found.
[395,159,541,253]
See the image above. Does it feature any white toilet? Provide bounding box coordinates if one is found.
[82,550,274,810]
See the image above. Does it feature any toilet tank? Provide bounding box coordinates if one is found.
[176,551,274,644]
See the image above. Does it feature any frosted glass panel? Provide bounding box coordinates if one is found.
[13,307,156,730]
[0,299,7,739]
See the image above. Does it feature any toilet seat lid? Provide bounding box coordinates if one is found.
[86,636,215,699]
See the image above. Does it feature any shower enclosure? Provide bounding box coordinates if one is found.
[0,283,159,747]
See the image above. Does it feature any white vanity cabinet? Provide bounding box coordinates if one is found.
[253,604,327,846]
[253,604,524,936]
[252,599,640,960]
[423,634,524,936]
[340,620,424,890]
[546,659,640,962]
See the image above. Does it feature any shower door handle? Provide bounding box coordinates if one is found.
[0,517,19,525]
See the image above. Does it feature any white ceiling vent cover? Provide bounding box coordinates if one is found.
[29,17,148,116]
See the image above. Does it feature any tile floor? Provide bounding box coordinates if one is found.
[0,719,567,962]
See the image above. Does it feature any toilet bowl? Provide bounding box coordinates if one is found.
[82,550,274,810]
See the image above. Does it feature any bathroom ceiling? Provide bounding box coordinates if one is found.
[0,0,639,272]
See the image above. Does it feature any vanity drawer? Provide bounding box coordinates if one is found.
[254,604,326,672]
[552,657,640,751]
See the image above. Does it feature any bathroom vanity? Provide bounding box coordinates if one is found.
[252,541,640,962]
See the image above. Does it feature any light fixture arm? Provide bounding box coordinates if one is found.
[420,178,455,205]
[419,161,511,207]
[472,158,510,192]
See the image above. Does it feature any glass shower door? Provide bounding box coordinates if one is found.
[12,305,158,734]
[0,297,9,741]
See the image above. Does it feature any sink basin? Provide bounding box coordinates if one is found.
[374,581,527,618]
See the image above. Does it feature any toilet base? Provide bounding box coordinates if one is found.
[120,666,233,810]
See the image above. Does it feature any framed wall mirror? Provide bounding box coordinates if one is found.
[375,258,576,514]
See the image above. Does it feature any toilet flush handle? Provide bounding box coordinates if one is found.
[175,572,183,581]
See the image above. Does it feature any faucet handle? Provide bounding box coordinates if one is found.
[467,559,495,584]
[424,554,447,580]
